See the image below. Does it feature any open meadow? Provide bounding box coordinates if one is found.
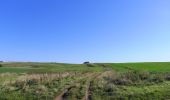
[1,62,170,100]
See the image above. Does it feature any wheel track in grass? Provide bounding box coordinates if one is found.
[55,73,98,100]
[82,74,100,100]
[55,64,112,100]
[82,71,112,100]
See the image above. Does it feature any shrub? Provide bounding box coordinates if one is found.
[104,70,166,86]
[113,78,132,85]
[165,75,170,81]
[0,64,2,67]
[148,74,164,83]
[83,61,90,64]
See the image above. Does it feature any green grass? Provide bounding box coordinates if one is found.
[1,62,170,73]
[0,62,104,73]
[1,62,170,100]
[109,62,170,72]
[92,81,170,100]
[0,67,44,73]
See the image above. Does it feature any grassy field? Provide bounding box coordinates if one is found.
[0,62,170,100]
[0,62,103,73]
[110,62,170,72]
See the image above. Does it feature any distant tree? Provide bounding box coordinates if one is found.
[0,64,2,67]
[83,61,90,64]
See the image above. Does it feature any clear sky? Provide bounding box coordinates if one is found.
[0,0,170,63]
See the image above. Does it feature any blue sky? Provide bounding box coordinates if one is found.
[0,0,170,63]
